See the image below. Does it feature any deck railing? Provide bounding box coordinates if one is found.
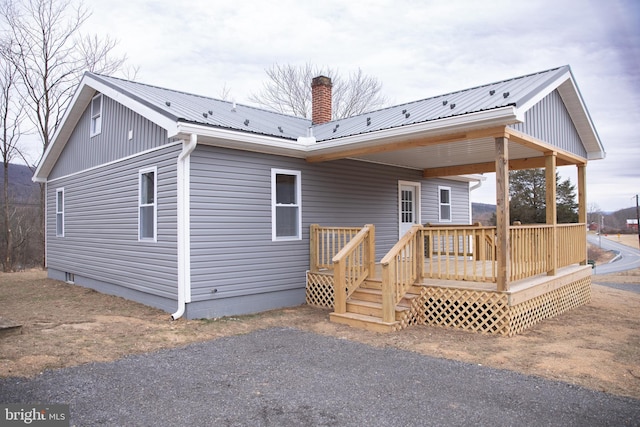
[422,223,587,284]
[311,222,587,320]
[422,225,497,282]
[509,225,553,280]
[310,225,363,272]
[509,223,587,280]
[380,225,423,323]
[331,225,376,315]
[557,223,587,267]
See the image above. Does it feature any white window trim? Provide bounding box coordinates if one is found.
[271,168,302,241]
[438,185,452,222]
[90,93,102,137]
[139,166,158,242]
[56,188,64,237]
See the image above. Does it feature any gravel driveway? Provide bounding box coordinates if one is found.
[1,328,639,426]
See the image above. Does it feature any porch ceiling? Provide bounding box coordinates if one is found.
[311,127,584,178]
[349,136,543,171]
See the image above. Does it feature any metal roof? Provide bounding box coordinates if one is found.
[90,65,570,143]
[312,66,569,141]
[34,65,604,182]
[90,73,312,141]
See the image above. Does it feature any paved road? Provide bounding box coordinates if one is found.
[588,234,640,275]
[1,328,639,426]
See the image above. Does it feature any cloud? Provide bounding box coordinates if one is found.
[79,0,638,210]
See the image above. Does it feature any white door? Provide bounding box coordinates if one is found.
[399,182,420,238]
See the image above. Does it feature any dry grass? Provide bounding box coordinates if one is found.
[1,265,639,399]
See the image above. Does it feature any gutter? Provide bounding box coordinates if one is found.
[307,106,520,155]
[172,133,197,320]
[173,107,520,162]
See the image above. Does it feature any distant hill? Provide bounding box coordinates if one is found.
[472,203,495,225]
[472,201,640,233]
[0,163,39,203]
[597,206,640,232]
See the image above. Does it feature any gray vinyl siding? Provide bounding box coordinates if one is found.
[46,144,180,301]
[510,90,587,157]
[189,145,470,304]
[421,179,470,224]
[49,94,169,179]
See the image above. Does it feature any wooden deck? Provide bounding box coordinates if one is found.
[307,263,592,335]
[307,224,591,335]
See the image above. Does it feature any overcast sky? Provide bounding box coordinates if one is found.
[82,0,639,212]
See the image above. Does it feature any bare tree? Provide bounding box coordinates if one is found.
[218,82,232,101]
[0,0,128,152]
[1,0,130,268]
[0,52,26,271]
[249,63,387,120]
[587,202,602,227]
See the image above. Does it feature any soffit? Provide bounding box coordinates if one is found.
[349,137,543,170]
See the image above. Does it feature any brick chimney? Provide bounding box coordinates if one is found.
[311,75,332,124]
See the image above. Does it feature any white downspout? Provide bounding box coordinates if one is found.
[469,179,483,223]
[172,133,197,320]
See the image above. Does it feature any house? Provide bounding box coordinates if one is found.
[33,65,604,335]
[627,219,638,231]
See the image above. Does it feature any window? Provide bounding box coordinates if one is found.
[56,188,64,237]
[271,169,301,241]
[139,167,157,241]
[90,94,102,136]
[439,186,452,222]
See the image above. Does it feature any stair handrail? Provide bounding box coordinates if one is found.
[379,225,423,323]
[332,224,376,315]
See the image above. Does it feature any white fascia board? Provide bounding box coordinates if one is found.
[33,75,179,182]
[556,78,606,157]
[174,122,309,158]
[307,106,519,156]
[33,77,93,182]
[86,76,178,135]
[516,68,572,115]
[518,68,605,159]
[587,150,606,160]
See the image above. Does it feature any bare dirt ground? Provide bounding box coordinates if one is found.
[1,236,639,400]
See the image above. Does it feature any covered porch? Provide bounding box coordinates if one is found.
[303,67,602,335]
[306,222,592,335]
[305,125,596,335]
[304,125,595,335]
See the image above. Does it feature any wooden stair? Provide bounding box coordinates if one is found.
[329,279,422,332]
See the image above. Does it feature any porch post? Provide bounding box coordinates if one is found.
[495,136,510,291]
[366,224,376,277]
[577,164,588,265]
[333,259,347,314]
[546,152,557,276]
[310,224,318,272]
